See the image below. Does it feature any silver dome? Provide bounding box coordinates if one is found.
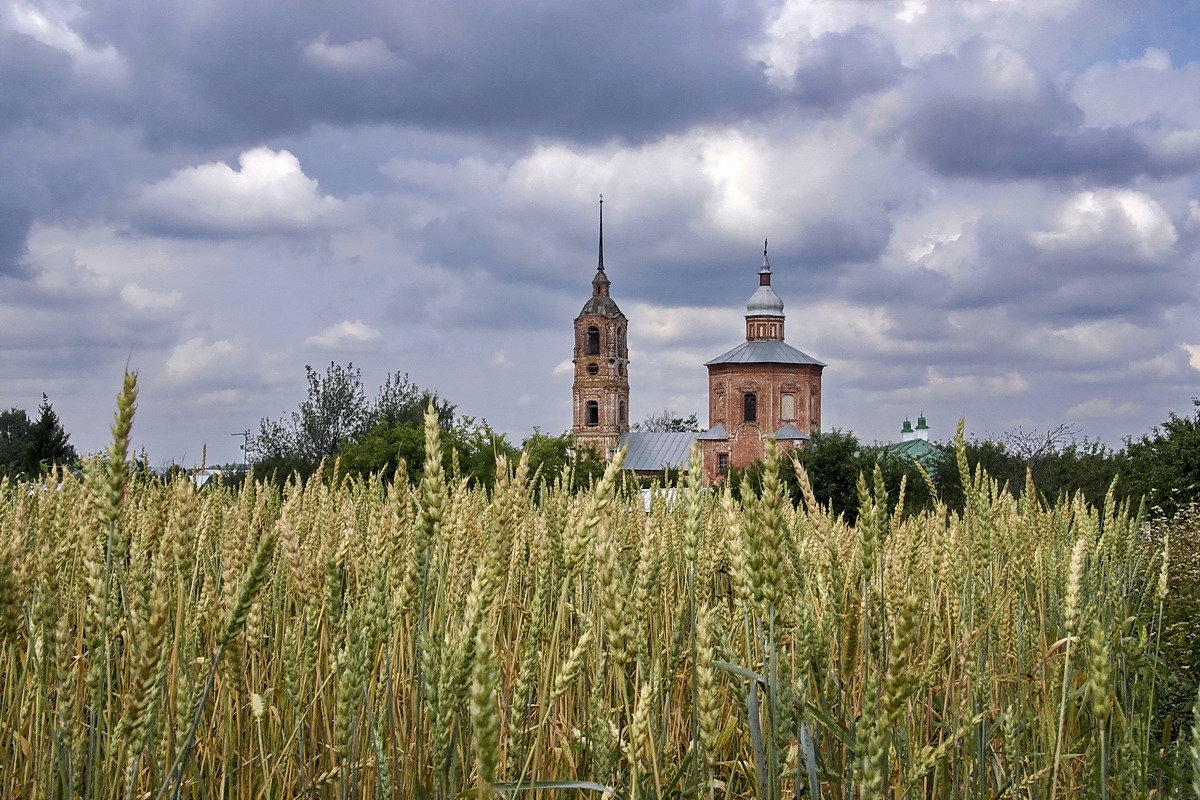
[746,285,784,317]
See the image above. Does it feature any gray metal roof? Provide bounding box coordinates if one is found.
[705,340,825,367]
[746,285,784,316]
[618,431,700,471]
[696,423,728,441]
[773,423,810,441]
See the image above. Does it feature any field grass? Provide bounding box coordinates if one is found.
[0,373,1193,799]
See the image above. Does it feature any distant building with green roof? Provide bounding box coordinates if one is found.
[883,414,941,472]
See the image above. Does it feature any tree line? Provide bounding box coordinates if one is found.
[728,400,1200,520]
[4,363,1198,519]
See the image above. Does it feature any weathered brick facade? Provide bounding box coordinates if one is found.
[698,362,823,483]
[570,307,630,455]
[695,245,825,484]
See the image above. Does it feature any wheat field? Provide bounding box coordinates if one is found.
[0,374,1191,799]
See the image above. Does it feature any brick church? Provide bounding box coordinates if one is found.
[570,201,824,483]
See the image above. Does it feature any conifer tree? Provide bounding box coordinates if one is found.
[24,394,76,474]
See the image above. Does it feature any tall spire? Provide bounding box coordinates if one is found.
[597,194,605,272]
[591,194,610,296]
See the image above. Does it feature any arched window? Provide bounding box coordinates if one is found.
[586,401,599,426]
[619,401,626,423]
[586,326,600,355]
[618,363,624,376]
[743,392,757,423]
[587,362,599,375]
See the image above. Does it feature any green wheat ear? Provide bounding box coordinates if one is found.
[96,371,138,528]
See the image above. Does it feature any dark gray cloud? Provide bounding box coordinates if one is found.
[895,38,1191,182]
[943,203,1194,324]
[786,27,903,110]
[0,207,32,276]
[52,0,775,148]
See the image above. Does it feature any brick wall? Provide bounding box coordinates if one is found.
[699,361,823,484]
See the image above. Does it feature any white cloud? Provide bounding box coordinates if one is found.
[924,368,1030,399]
[302,34,402,71]
[858,367,1030,402]
[1032,189,1177,260]
[1073,48,1200,128]
[628,302,740,347]
[164,337,242,385]
[121,283,181,311]
[490,350,511,367]
[7,3,127,81]
[305,320,383,349]
[194,389,244,406]
[1183,344,1200,372]
[1066,398,1141,418]
[756,0,1080,78]
[502,120,904,260]
[137,148,342,236]
[1048,320,1145,360]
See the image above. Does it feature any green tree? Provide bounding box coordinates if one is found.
[293,362,370,462]
[250,363,454,481]
[25,394,77,474]
[930,427,1128,512]
[374,372,455,429]
[337,420,426,482]
[338,415,514,488]
[0,408,34,477]
[519,430,607,492]
[1125,398,1200,517]
[932,438,1020,510]
[794,429,875,520]
[1033,440,1126,509]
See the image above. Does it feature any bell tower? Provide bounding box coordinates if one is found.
[571,196,630,456]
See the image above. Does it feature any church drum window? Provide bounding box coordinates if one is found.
[619,400,626,423]
[587,362,599,375]
[586,326,600,355]
[586,401,599,426]
[743,393,757,423]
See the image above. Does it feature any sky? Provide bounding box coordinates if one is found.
[2,0,1200,466]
